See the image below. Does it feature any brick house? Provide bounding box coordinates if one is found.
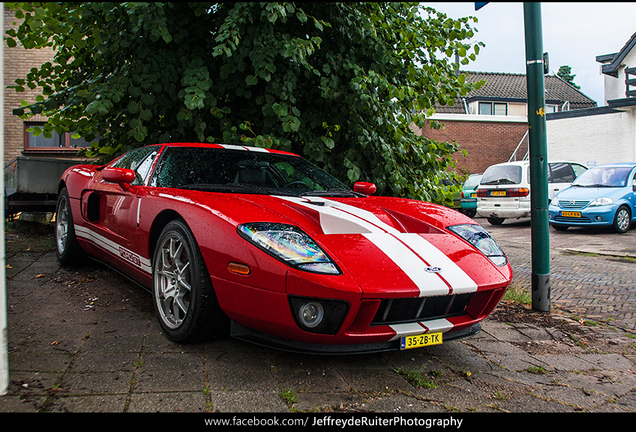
[3,8,90,167]
[413,71,597,176]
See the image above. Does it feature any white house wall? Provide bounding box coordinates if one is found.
[602,49,636,104]
[547,109,636,166]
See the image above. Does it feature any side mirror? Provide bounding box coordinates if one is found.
[102,167,135,189]
[353,182,377,195]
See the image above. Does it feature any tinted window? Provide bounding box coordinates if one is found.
[548,163,575,183]
[149,147,349,196]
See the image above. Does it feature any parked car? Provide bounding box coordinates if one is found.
[460,174,482,218]
[477,160,587,225]
[548,162,636,233]
[55,143,512,354]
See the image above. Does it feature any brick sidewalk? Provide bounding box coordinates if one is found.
[485,220,636,332]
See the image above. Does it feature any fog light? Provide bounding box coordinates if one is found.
[596,216,603,221]
[299,302,324,328]
[288,296,349,334]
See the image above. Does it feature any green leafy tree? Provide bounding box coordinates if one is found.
[5,2,483,204]
[557,65,580,89]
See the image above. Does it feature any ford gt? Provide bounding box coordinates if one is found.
[55,143,512,353]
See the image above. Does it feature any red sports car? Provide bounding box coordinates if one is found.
[55,143,512,353]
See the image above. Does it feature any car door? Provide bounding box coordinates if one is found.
[83,146,160,273]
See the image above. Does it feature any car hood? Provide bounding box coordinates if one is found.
[554,186,627,201]
[171,191,512,297]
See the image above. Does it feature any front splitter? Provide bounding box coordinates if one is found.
[230,321,482,355]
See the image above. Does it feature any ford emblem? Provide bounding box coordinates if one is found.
[424,266,442,273]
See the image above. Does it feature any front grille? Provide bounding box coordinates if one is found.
[559,200,589,209]
[554,215,591,223]
[371,293,472,326]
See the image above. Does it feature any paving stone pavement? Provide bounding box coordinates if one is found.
[1,219,635,419]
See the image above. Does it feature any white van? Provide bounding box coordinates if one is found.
[476,161,587,225]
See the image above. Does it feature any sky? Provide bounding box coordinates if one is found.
[425,2,636,105]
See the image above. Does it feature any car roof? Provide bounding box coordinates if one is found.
[155,142,298,156]
[588,162,636,168]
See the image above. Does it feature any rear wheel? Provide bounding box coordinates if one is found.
[487,217,505,225]
[613,206,631,234]
[152,219,229,342]
[55,187,83,265]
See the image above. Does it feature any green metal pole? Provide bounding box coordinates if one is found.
[523,2,550,312]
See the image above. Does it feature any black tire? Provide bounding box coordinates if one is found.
[152,219,229,343]
[487,217,505,225]
[613,206,631,234]
[55,187,84,265]
[551,224,569,232]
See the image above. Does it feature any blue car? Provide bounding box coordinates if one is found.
[548,163,636,233]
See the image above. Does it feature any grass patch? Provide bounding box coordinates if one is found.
[502,283,531,305]
[396,367,439,389]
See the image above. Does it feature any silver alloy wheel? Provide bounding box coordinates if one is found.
[154,232,193,329]
[56,194,69,255]
[615,207,631,233]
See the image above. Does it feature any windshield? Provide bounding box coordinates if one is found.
[464,175,482,188]
[480,165,523,185]
[149,147,353,197]
[572,166,632,188]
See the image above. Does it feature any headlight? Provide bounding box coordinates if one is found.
[589,197,613,206]
[551,197,559,206]
[238,223,340,275]
[447,224,508,267]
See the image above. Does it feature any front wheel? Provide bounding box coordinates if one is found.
[613,206,631,234]
[551,224,569,232]
[152,219,229,343]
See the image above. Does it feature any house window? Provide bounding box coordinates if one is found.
[478,102,508,115]
[545,104,558,113]
[24,122,92,151]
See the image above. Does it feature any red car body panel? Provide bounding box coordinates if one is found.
[58,143,512,352]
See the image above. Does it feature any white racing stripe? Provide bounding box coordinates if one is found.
[399,233,477,295]
[75,225,152,274]
[219,144,268,152]
[363,232,451,296]
[389,318,453,340]
[278,196,477,296]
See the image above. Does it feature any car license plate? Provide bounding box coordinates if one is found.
[561,211,581,218]
[490,191,506,196]
[470,193,476,198]
[400,332,442,350]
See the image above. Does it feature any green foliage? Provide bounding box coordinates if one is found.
[557,65,580,89]
[5,2,483,203]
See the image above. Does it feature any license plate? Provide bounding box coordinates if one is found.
[490,191,506,196]
[561,211,581,218]
[400,332,442,350]
[470,193,476,198]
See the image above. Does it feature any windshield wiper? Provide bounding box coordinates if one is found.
[181,183,291,195]
[301,188,361,198]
